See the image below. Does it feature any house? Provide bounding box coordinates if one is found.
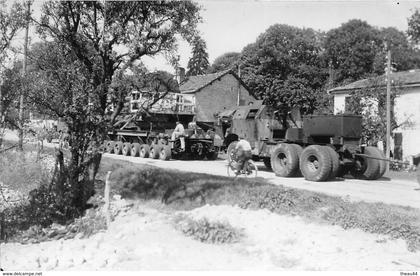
[328,69,420,160]
[179,69,256,123]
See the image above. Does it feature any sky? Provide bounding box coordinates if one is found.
[9,0,420,74]
[144,0,420,73]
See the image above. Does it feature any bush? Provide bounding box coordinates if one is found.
[173,214,243,244]
[0,150,53,194]
[0,150,82,240]
[2,182,82,239]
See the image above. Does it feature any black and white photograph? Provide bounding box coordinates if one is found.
[0,0,420,272]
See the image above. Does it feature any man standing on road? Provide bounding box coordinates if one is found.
[171,121,185,151]
[234,138,252,172]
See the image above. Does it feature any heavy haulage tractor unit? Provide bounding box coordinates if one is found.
[218,103,387,182]
[103,91,221,161]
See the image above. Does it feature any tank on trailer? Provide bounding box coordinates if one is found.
[104,91,220,160]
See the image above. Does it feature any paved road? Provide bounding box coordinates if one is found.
[105,153,420,210]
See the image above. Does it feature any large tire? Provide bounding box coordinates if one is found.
[159,145,172,160]
[105,141,115,153]
[139,144,150,158]
[299,145,332,182]
[323,146,340,180]
[270,143,300,177]
[131,143,141,157]
[227,141,238,162]
[122,142,132,156]
[114,141,123,155]
[350,146,382,180]
[150,145,162,159]
[263,158,272,170]
[290,144,303,176]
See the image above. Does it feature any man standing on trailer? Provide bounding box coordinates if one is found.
[171,121,185,151]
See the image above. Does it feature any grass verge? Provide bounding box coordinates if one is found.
[109,163,420,251]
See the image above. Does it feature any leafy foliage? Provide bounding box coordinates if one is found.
[208,52,240,73]
[408,9,420,44]
[23,1,202,212]
[174,214,243,244]
[373,27,420,75]
[0,63,23,131]
[324,20,382,85]
[343,75,414,144]
[187,35,210,76]
[239,24,328,121]
[0,0,25,64]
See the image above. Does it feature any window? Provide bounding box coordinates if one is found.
[246,109,259,119]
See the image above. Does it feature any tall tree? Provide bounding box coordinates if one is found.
[186,35,209,76]
[208,52,240,73]
[0,0,25,63]
[408,9,420,43]
[239,24,328,125]
[373,27,420,75]
[324,19,382,85]
[32,1,201,211]
[0,0,25,147]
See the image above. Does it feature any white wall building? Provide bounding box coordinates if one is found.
[329,69,420,161]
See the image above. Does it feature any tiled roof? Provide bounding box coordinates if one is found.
[328,69,420,94]
[179,70,233,94]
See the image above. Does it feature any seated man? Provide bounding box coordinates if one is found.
[171,121,185,150]
[234,138,252,172]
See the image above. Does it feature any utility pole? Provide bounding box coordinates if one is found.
[0,78,3,147]
[385,46,392,172]
[237,64,241,106]
[18,0,31,151]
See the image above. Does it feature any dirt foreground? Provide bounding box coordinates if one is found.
[2,200,420,271]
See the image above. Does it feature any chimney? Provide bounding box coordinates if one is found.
[176,67,186,85]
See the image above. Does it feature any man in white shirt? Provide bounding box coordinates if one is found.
[234,138,252,172]
[171,121,185,150]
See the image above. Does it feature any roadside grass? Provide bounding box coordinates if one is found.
[0,141,54,195]
[109,163,420,251]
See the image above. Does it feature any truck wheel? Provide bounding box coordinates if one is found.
[105,141,115,153]
[270,143,300,177]
[350,146,382,180]
[299,145,332,182]
[159,145,172,160]
[227,141,238,162]
[139,144,150,158]
[122,142,132,156]
[114,141,123,155]
[131,143,141,157]
[323,146,340,180]
[150,145,162,159]
[263,158,272,170]
[290,144,303,176]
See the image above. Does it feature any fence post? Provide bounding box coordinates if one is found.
[104,171,112,229]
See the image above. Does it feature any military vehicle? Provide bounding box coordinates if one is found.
[217,102,387,182]
[103,91,221,160]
